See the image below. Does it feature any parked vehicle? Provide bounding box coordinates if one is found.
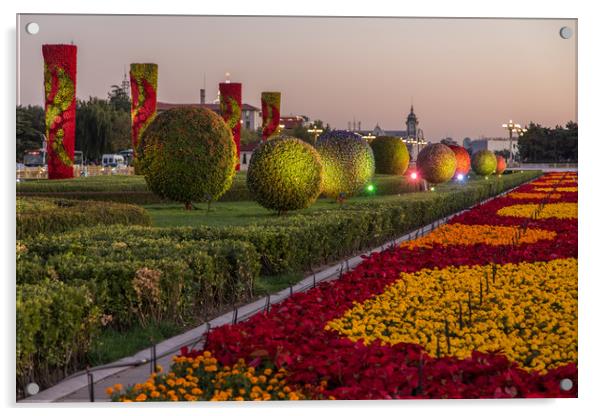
[23,149,46,167]
[119,149,134,166]
[101,154,126,168]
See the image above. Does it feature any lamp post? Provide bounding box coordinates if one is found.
[502,120,522,166]
[307,125,323,145]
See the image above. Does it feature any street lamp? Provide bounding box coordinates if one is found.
[307,125,323,143]
[502,120,522,166]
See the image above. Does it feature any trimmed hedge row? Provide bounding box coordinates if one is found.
[17,174,420,205]
[16,198,151,239]
[34,171,540,277]
[18,236,259,327]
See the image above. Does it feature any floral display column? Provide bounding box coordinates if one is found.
[219,82,242,170]
[130,63,158,156]
[261,92,281,141]
[42,44,77,179]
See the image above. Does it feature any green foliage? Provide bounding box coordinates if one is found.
[18,232,259,327]
[471,149,497,176]
[75,97,130,162]
[315,131,375,198]
[247,137,323,213]
[17,280,101,392]
[137,107,237,206]
[16,105,45,161]
[370,136,410,175]
[98,172,539,276]
[517,121,578,163]
[16,197,151,239]
[416,143,457,183]
[107,84,131,113]
[241,127,262,146]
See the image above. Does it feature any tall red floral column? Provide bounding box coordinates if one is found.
[261,92,281,141]
[219,82,242,170]
[130,63,158,156]
[42,44,77,179]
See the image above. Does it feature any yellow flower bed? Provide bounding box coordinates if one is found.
[401,223,556,250]
[508,192,562,200]
[497,203,577,219]
[533,187,577,193]
[109,351,305,401]
[325,258,577,373]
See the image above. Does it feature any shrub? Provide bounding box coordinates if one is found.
[72,172,540,276]
[448,145,471,177]
[16,197,151,239]
[471,150,497,176]
[315,130,375,198]
[496,155,507,174]
[370,136,410,175]
[17,280,101,393]
[247,137,323,213]
[136,107,237,208]
[416,143,457,184]
[18,235,260,327]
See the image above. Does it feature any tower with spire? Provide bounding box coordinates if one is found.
[406,105,418,139]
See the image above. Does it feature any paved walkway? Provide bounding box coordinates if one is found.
[19,181,530,403]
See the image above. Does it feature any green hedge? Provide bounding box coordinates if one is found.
[17,280,101,394]
[37,171,539,276]
[18,235,260,327]
[16,198,151,239]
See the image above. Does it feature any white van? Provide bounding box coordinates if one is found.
[101,154,126,168]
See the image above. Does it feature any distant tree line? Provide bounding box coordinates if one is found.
[16,84,131,163]
[517,122,577,163]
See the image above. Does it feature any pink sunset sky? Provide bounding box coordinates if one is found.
[17,15,577,140]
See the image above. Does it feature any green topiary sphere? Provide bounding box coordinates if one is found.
[369,136,410,175]
[136,107,237,208]
[416,143,457,184]
[315,130,375,198]
[471,150,497,176]
[247,136,323,213]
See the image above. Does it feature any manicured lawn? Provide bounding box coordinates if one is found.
[145,176,488,228]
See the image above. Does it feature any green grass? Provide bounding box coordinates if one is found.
[144,176,485,228]
[17,172,417,204]
[87,320,183,366]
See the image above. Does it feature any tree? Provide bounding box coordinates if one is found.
[241,127,261,145]
[517,122,577,163]
[108,84,131,112]
[75,97,130,162]
[16,105,45,161]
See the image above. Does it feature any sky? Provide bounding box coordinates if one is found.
[17,15,577,140]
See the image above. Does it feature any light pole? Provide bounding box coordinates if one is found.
[502,120,523,166]
[307,125,323,144]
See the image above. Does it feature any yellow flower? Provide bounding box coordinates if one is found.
[105,387,113,396]
[134,393,147,402]
[326,259,577,372]
[497,203,577,219]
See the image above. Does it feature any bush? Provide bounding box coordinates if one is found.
[448,145,471,177]
[416,143,457,183]
[16,197,151,239]
[77,172,540,276]
[247,137,323,212]
[496,155,507,174]
[17,280,101,393]
[471,150,497,176]
[18,234,260,328]
[315,130,375,198]
[137,107,237,207]
[370,136,409,175]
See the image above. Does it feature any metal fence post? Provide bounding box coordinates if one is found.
[86,368,95,402]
